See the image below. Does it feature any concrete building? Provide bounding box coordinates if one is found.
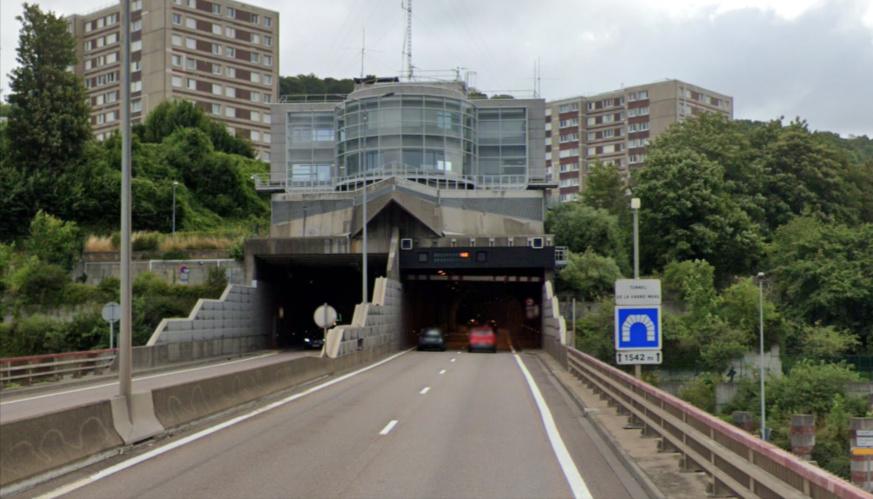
[245,77,560,352]
[545,79,733,202]
[67,0,279,160]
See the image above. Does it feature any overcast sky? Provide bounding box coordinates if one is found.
[2,0,872,136]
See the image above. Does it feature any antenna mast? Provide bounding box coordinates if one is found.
[402,0,413,80]
[360,27,366,79]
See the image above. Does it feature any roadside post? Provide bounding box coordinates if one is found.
[314,303,338,356]
[102,302,121,350]
[614,279,662,377]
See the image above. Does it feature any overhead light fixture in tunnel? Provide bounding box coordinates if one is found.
[458,251,470,259]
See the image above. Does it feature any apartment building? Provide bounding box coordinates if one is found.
[68,0,279,160]
[545,79,733,202]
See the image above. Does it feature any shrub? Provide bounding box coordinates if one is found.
[25,211,81,270]
[205,267,228,295]
[132,232,162,251]
[8,257,69,307]
[679,373,718,412]
[160,250,188,260]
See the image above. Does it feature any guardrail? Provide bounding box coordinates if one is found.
[565,346,869,499]
[0,349,116,386]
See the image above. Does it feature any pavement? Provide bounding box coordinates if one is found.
[0,350,315,423]
[20,349,653,499]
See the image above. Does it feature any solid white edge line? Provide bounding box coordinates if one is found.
[419,386,430,395]
[512,351,593,499]
[34,348,413,499]
[379,420,398,435]
[1,352,279,406]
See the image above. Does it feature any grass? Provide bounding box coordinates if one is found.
[84,231,239,254]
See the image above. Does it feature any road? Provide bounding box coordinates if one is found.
[30,349,649,499]
[0,350,314,423]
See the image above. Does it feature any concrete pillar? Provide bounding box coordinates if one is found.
[850,418,873,492]
[789,414,816,460]
[732,411,756,433]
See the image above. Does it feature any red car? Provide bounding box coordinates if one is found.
[468,326,497,353]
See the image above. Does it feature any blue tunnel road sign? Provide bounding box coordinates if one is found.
[615,306,661,350]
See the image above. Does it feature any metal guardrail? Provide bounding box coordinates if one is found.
[565,346,869,499]
[0,349,116,386]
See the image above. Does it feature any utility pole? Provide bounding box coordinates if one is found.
[118,0,133,406]
[631,197,641,378]
[758,272,766,440]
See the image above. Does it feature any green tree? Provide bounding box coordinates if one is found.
[633,148,763,281]
[558,249,622,301]
[546,203,629,272]
[25,211,81,270]
[575,297,615,361]
[581,162,628,218]
[138,100,254,157]
[7,3,90,175]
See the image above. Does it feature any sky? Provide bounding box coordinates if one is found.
[1,0,872,136]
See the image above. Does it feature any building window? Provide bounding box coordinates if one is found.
[85,59,93,70]
[130,61,141,72]
[212,3,221,15]
[172,14,182,25]
[172,54,182,66]
[225,86,235,98]
[85,21,93,32]
[263,55,272,66]
[225,66,236,78]
[251,33,260,44]
[131,99,142,112]
[185,57,196,70]
[186,37,196,49]
[251,130,261,142]
[185,18,196,29]
[264,74,273,85]
[264,16,272,27]
[264,35,272,47]
[249,52,259,63]
[211,103,221,115]
[225,46,236,57]
[172,34,182,46]
[225,26,235,38]
[131,80,142,92]
[212,63,222,75]
[263,114,271,124]
[250,72,260,83]
[187,78,196,90]
[226,7,235,18]
[263,94,271,103]
[558,102,579,113]
[251,14,259,24]
[131,40,142,52]
[212,43,221,55]
[251,111,261,122]
[131,20,142,32]
[225,107,235,118]
[212,83,222,95]
[250,92,260,102]
[212,24,222,35]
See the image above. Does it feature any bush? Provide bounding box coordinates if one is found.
[132,232,162,251]
[679,373,718,412]
[160,250,188,260]
[205,267,228,295]
[8,257,69,307]
[25,211,81,270]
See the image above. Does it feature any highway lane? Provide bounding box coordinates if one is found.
[0,350,315,423]
[33,350,648,499]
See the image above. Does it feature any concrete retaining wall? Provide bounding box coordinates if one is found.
[79,259,244,286]
[0,401,123,487]
[131,336,270,370]
[542,281,568,364]
[147,284,268,346]
[324,277,403,358]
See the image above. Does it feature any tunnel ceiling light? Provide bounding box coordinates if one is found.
[458,251,470,258]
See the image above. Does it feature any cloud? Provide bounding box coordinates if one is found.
[1,0,871,136]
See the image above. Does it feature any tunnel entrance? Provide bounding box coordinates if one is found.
[403,270,543,352]
[256,254,386,349]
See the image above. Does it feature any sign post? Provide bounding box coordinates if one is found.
[313,303,338,355]
[102,302,121,350]
[614,279,662,374]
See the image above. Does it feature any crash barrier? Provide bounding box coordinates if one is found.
[0,401,123,488]
[566,347,869,499]
[0,345,397,490]
[0,349,116,387]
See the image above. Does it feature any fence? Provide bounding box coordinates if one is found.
[563,346,869,499]
[0,349,116,386]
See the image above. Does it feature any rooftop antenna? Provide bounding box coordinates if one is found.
[533,57,542,98]
[360,27,366,79]
[401,0,413,80]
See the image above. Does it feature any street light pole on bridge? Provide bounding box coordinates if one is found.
[118,0,133,406]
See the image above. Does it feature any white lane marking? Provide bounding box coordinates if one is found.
[450,358,456,363]
[512,351,593,499]
[34,348,413,499]
[379,420,398,435]
[1,352,279,406]
[419,386,431,395]
[439,369,446,375]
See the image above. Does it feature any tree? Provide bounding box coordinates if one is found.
[25,211,81,270]
[138,100,254,157]
[558,249,622,301]
[581,162,627,217]
[7,4,90,174]
[546,203,629,272]
[279,74,356,96]
[632,148,763,281]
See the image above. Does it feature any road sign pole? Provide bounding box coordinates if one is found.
[110,321,114,350]
[362,180,368,304]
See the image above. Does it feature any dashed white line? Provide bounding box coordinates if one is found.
[32,348,413,499]
[419,386,431,395]
[450,358,456,363]
[439,369,446,375]
[379,420,398,435]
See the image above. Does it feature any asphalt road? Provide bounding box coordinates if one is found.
[30,349,649,499]
[0,350,314,423]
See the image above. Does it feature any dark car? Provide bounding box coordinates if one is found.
[417,328,446,351]
[303,331,324,350]
[468,325,497,353]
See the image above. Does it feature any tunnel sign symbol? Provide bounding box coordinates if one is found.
[614,306,661,350]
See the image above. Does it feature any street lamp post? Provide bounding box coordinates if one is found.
[362,177,368,304]
[757,271,766,440]
[118,0,133,405]
[631,196,641,379]
[172,181,179,235]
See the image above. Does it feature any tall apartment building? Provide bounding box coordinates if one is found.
[545,79,733,202]
[67,0,279,160]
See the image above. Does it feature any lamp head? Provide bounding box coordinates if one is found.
[630,197,641,210]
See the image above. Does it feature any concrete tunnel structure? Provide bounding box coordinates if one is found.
[148,77,568,357]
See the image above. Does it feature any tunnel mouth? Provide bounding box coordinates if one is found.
[255,254,386,349]
[403,269,544,352]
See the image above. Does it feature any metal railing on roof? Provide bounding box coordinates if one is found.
[278,94,348,104]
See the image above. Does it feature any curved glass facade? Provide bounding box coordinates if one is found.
[336,95,477,178]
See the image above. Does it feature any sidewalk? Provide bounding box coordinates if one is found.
[536,351,712,499]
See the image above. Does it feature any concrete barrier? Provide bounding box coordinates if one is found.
[0,401,123,487]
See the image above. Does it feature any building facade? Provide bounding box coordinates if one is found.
[545,79,733,202]
[68,0,279,160]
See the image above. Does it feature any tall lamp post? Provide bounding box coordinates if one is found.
[118,0,133,406]
[757,271,766,440]
[630,196,641,378]
[171,181,179,235]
